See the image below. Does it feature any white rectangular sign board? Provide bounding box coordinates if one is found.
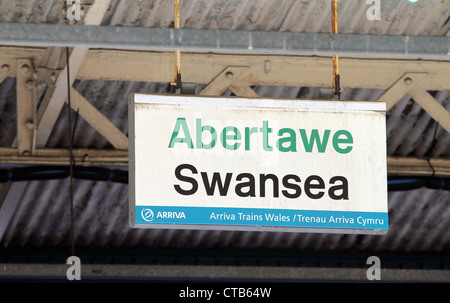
[129,94,388,234]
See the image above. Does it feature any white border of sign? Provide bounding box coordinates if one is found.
[129,93,387,234]
[133,94,386,111]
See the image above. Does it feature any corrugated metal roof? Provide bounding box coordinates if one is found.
[104,0,450,36]
[2,177,450,253]
[0,0,449,261]
[1,0,449,36]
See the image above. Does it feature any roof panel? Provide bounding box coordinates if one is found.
[3,177,450,253]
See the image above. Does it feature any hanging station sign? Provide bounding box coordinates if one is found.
[129,94,388,234]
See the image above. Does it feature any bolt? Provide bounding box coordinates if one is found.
[21,64,30,73]
[404,77,413,85]
[1,64,10,73]
[25,79,34,90]
[22,150,31,156]
[225,71,234,79]
[50,73,57,83]
[25,120,34,130]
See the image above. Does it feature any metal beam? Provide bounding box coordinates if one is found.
[1,47,450,91]
[0,148,128,167]
[199,66,252,96]
[229,82,259,98]
[68,88,128,150]
[0,23,449,59]
[35,1,111,148]
[377,73,427,110]
[79,50,450,90]
[16,59,36,155]
[387,157,450,177]
[409,90,450,135]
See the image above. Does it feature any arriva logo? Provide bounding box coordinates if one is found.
[157,211,186,219]
[141,208,187,222]
[141,208,154,222]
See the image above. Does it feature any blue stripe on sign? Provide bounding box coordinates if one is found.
[135,206,388,230]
